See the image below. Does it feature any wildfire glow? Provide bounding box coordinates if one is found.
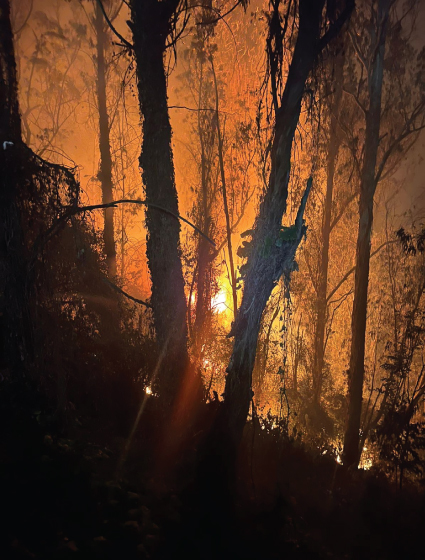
[211,288,228,314]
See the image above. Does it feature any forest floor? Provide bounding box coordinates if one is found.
[1,379,424,560]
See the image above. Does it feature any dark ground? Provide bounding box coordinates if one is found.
[1,379,424,560]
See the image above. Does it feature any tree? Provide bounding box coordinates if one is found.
[93,0,117,277]
[127,0,194,411]
[0,0,29,370]
[177,8,257,384]
[16,3,86,159]
[364,227,425,484]
[311,46,345,408]
[342,0,425,468]
[0,0,80,375]
[203,0,355,484]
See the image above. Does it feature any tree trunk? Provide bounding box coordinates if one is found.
[95,0,116,278]
[312,51,344,406]
[129,0,190,407]
[193,60,212,357]
[0,0,30,372]
[201,0,346,490]
[254,303,279,403]
[211,57,238,320]
[343,0,390,469]
[292,314,303,393]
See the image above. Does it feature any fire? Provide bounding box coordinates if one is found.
[211,288,228,314]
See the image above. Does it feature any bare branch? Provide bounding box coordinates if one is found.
[327,239,398,303]
[375,111,425,184]
[96,0,133,50]
[330,192,358,232]
[102,277,152,308]
[76,199,216,247]
[343,87,367,116]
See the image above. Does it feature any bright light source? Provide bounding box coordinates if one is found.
[211,289,228,313]
[145,386,152,395]
[361,458,373,470]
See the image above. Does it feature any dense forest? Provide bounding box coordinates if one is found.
[1,0,425,558]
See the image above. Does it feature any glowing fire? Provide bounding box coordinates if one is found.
[211,288,228,314]
[145,386,152,395]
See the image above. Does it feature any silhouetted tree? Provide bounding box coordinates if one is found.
[94,0,117,277]
[312,46,345,408]
[343,0,425,468]
[0,0,29,370]
[0,0,80,376]
[128,0,193,410]
[203,0,354,487]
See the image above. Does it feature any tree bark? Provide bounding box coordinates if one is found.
[129,0,190,407]
[312,51,344,406]
[0,0,30,371]
[343,0,391,469]
[95,0,117,278]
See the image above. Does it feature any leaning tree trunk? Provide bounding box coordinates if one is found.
[129,0,190,407]
[312,51,344,407]
[343,0,390,469]
[0,0,30,372]
[94,0,117,278]
[201,0,354,489]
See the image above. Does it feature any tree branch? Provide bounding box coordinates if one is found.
[375,114,425,184]
[96,0,133,50]
[79,199,215,246]
[326,239,398,303]
[318,0,355,52]
[102,276,152,308]
[330,192,358,232]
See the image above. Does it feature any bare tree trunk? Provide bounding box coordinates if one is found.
[211,57,238,320]
[312,52,344,406]
[193,60,212,356]
[0,0,30,371]
[94,0,116,278]
[129,0,191,407]
[343,0,391,469]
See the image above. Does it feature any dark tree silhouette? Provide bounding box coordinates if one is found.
[0,0,29,370]
[94,0,117,278]
[202,0,354,488]
[311,49,345,408]
[0,0,80,375]
[128,0,194,412]
[343,0,425,468]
